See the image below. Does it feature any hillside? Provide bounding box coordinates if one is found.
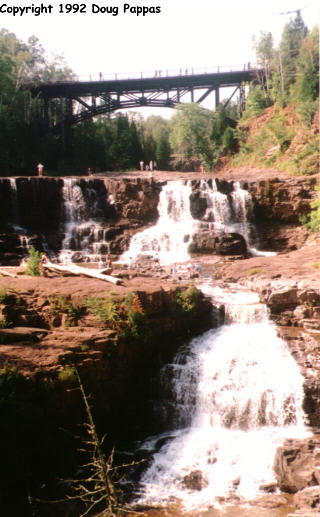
[230,103,319,176]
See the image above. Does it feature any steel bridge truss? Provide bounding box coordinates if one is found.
[33,68,258,129]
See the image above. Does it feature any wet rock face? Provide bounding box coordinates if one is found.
[0,177,161,264]
[258,284,320,428]
[104,177,160,223]
[247,176,317,225]
[182,470,209,491]
[274,436,320,514]
[189,230,248,257]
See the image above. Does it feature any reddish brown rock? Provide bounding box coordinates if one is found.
[273,436,320,494]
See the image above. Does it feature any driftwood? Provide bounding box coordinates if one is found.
[43,262,121,285]
[0,268,17,278]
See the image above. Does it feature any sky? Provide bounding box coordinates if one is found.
[2,0,319,117]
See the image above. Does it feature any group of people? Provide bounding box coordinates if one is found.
[98,254,112,271]
[139,160,157,172]
[171,262,202,279]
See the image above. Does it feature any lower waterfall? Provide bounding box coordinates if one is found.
[136,284,309,511]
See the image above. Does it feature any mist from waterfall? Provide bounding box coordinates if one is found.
[137,284,309,510]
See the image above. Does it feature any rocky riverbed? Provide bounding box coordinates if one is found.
[0,167,319,517]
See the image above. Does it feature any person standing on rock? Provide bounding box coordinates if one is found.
[37,163,44,176]
[139,160,144,171]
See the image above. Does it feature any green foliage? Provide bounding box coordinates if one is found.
[243,85,272,119]
[169,104,214,161]
[58,366,77,384]
[48,295,80,327]
[174,286,202,314]
[26,245,41,276]
[222,126,236,152]
[156,134,172,169]
[0,317,10,328]
[0,287,9,303]
[248,267,262,276]
[300,188,320,232]
[169,103,239,169]
[119,292,150,345]
[0,362,26,405]
[0,29,74,175]
[49,295,78,317]
[83,293,120,328]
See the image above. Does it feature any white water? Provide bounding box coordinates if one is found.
[122,181,197,265]
[122,179,275,266]
[59,178,111,262]
[138,284,309,510]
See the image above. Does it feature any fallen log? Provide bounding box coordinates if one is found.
[0,268,17,278]
[43,262,121,285]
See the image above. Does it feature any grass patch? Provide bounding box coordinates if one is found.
[248,267,263,276]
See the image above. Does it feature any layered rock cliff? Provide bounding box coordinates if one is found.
[0,174,316,264]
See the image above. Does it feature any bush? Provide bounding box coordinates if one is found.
[174,286,202,314]
[83,293,120,328]
[0,287,9,303]
[26,246,41,276]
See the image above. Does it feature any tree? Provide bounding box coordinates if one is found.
[275,12,308,101]
[169,103,214,165]
[252,31,274,95]
[156,134,171,169]
[294,26,319,103]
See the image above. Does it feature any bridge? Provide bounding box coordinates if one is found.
[31,64,260,130]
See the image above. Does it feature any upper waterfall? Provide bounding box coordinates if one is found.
[123,178,270,265]
[122,181,196,265]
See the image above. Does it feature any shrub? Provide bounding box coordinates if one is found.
[83,293,120,328]
[0,287,9,303]
[26,246,41,276]
[300,187,320,232]
[58,366,77,384]
[0,317,10,328]
[0,362,26,405]
[174,286,202,314]
[119,292,150,345]
[50,295,79,317]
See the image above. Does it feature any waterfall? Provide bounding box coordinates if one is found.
[199,179,263,253]
[59,178,111,262]
[122,181,197,265]
[137,284,309,510]
[9,178,20,226]
[200,179,232,224]
[122,179,274,266]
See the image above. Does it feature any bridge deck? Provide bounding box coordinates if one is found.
[32,69,259,99]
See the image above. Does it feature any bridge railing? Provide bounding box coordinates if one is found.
[52,63,259,83]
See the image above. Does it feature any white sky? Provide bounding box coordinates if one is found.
[2,0,319,117]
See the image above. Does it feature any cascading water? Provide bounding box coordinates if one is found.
[122,179,274,266]
[199,179,269,256]
[122,181,196,265]
[59,178,112,262]
[136,283,309,510]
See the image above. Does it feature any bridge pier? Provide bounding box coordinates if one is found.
[215,87,220,108]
